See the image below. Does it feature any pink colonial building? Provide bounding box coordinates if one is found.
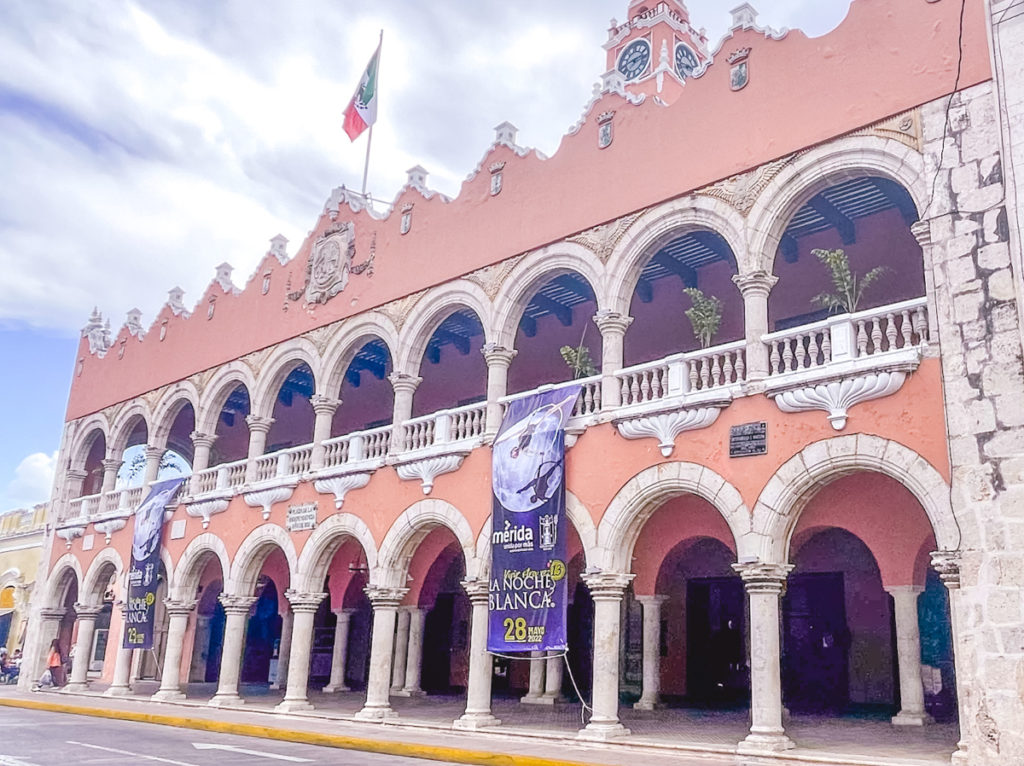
[23,2,1024,764]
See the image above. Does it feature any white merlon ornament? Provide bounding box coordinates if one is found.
[494,121,518,148]
[167,286,189,316]
[406,165,429,192]
[82,307,112,356]
[601,70,645,105]
[125,308,144,338]
[730,3,758,30]
[214,262,238,294]
[325,185,369,217]
[270,234,289,265]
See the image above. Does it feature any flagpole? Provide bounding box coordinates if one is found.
[360,30,383,200]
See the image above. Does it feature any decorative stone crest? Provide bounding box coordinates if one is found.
[728,48,750,91]
[597,111,615,149]
[400,203,413,234]
[850,108,922,153]
[82,308,112,357]
[303,223,355,304]
[698,154,795,215]
[489,162,505,196]
[464,254,526,300]
[567,212,643,263]
[377,288,428,332]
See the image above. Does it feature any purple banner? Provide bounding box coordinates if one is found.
[123,477,185,650]
[488,385,580,653]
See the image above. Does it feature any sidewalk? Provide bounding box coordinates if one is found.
[0,683,956,766]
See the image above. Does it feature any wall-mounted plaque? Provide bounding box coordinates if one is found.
[287,502,318,532]
[730,422,767,457]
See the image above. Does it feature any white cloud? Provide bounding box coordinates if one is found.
[1,452,57,512]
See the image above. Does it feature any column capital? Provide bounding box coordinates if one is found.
[245,415,275,433]
[73,603,104,619]
[581,571,634,600]
[310,394,342,416]
[39,607,68,621]
[190,431,218,448]
[101,458,123,473]
[635,593,669,606]
[732,270,779,298]
[910,219,932,248]
[461,578,490,604]
[733,562,793,593]
[930,550,961,589]
[592,309,633,337]
[364,585,409,607]
[218,594,257,614]
[163,599,197,616]
[387,372,422,395]
[333,606,358,617]
[883,585,925,597]
[285,589,327,612]
[481,343,517,368]
[144,445,165,461]
[66,468,89,482]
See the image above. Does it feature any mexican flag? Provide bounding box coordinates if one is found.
[343,42,380,141]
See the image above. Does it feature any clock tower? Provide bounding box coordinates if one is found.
[604,0,709,103]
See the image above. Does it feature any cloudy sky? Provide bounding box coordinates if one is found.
[0,0,854,513]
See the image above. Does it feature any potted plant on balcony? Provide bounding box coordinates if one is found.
[683,287,723,349]
[560,342,597,379]
[810,248,888,314]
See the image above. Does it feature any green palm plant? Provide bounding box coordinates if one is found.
[810,248,888,314]
[560,343,597,379]
[683,287,723,349]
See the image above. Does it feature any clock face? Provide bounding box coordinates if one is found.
[617,39,651,81]
[675,43,698,80]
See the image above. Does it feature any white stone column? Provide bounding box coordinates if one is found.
[399,607,426,696]
[271,609,293,691]
[543,651,565,704]
[454,580,501,729]
[578,572,633,740]
[100,458,122,494]
[275,590,327,713]
[188,432,217,494]
[482,344,517,435]
[244,415,274,483]
[910,222,940,340]
[209,595,256,707]
[634,594,668,710]
[390,607,411,692]
[309,395,341,470]
[932,551,969,765]
[355,586,407,721]
[594,310,633,410]
[143,446,165,486]
[886,585,932,726]
[19,608,64,691]
[323,608,355,693]
[734,562,794,754]
[732,270,778,380]
[152,600,196,701]
[66,604,104,691]
[521,651,546,704]
[104,601,134,697]
[387,373,421,453]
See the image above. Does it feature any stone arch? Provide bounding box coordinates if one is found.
[598,462,750,572]
[43,554,83,607]
[294,513,378,593]
[375,499,477,587]
[603,195,749,316]
[750,434,958,565]
[151,382,201,449]
[80,548,125,606]
[195,361,258,436]
[226,524,298,597]
[0,568,22,592]
[395,280,494,376]
[170,532,230,601]
[745,136,928,274]
[108,404,153,460]
[68,414,111,472]
[321,313,400,394]
[249,338,323,420]
[490,243,606,350]
[474,490,597,579]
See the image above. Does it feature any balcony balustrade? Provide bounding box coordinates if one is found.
[65,298,931,524]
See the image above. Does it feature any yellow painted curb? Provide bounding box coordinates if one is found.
[0,696,594,766]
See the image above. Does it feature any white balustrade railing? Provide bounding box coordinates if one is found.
[617,341,746,406]
[67,494,100,520]
[120,485,144,511]
[765,298,929,376]
[193,466,219,494]
[502,374,602,420]
[362,425,392,461]
[321,435,350,469]
[403,415,435,452]
[402,401,488,452]
[321,424,393,470]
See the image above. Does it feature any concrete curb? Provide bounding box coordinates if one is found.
[0,696,594,766]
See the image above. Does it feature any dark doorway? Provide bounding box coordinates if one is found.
[782,572,850,713]
[422,594,455,693]
[205,601,226,682]
[566,582,594,700]
[686,576,746,707]
[241,582,281,684]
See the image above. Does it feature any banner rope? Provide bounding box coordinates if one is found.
[485,650,594,724]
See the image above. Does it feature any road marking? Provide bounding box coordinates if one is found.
[192,743,312,762]
[0,756,40,766]
[66,741,199,766]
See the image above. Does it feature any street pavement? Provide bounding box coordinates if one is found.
[0,708,463,766]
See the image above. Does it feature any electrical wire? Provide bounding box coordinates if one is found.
[487,648,594,725]
[925,0,968,220]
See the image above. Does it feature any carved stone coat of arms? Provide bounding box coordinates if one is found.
[304,224,355,305]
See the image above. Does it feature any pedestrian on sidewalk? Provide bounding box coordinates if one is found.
[31,639,66,691]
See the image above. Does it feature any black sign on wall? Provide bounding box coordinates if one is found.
[730,422,768,457]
